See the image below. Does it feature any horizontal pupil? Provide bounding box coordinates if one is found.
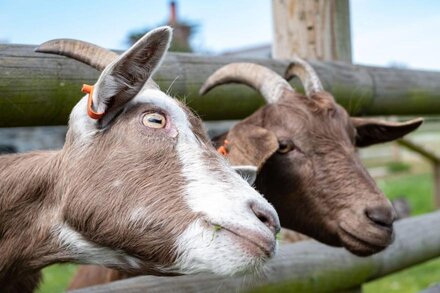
[148,117,162,124]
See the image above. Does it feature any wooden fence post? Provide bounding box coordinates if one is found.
[272,0,352,62]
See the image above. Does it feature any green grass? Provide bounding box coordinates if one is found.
[38,173,439,292]
[386,161,412,174]
[37,264,77,293]
[376,172,435,215]
[364,257,440,293]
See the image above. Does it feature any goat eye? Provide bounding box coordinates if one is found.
[277,140,294,154]
[142,113,166,129]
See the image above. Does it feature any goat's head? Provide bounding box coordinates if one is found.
[200,61,422,256]
[35,27,280,275]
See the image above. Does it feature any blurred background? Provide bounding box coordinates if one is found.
[1,1,440,292]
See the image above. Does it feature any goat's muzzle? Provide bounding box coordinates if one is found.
[337,203,396,256]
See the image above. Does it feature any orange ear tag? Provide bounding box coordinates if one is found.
[81,84,105,120]
[217,140,229,156]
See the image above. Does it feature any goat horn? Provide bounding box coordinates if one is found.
[284,57,324,97]
[199,63,293,104]
[35,39,119,71]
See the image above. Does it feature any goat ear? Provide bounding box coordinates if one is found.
[233,166,257,185]
[225,123,279,171]
[352,117,423,147]
[92,26,171,120]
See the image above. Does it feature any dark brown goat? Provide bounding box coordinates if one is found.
[204,61,422,255]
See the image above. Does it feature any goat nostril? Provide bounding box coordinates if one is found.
[257,214,270,225]
[250,202,280,235]
[365,205,396,227]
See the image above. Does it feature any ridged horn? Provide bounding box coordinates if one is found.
[199,63,293,104]
[35,39,119,71]
[284,57,324,97]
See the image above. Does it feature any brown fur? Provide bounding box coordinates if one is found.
[0,103,216,291]
[224,124,279,170]
[224,90,421,255]
[0,152,62,292]
[62,104,198,271]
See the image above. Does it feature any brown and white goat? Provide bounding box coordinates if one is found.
[202,61,422,255]
[0,27,280,292]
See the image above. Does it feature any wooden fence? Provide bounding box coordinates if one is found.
[2,45,440,127]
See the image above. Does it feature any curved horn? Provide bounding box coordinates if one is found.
[35,39,119,71]
[199,63,293,104]
[284,57,324,97]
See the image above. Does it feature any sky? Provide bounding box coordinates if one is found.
[1,0,439,70]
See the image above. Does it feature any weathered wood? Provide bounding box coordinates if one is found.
[272,0,352,62]
[2,45,440,127]
[70,211,440,293]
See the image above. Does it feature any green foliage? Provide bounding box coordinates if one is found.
[386,161,412,174]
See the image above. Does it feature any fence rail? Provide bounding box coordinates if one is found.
[2,44,440,127]
[70,211,440,293]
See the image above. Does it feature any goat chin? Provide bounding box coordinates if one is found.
[337,222,394,256]
[164,220,277,276]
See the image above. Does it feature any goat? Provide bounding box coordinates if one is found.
[202,61,422,256]
[0,27,280,292]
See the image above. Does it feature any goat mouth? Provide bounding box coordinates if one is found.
[338,222,394,257]
[214,224,276,259]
